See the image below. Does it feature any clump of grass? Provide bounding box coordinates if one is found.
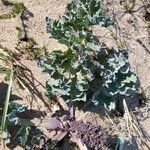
[16,26,24,40]
[0,27,48,147]
[0,27,47,105]
[15,27,47,59]
[0,0,26,19]
[122,0,136,13]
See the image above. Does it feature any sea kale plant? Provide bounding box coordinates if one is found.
[40,0,139,110]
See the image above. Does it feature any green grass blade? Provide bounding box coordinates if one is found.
[1,66,13,138]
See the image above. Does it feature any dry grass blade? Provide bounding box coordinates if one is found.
[71,134,88,150]
[123,99,132,139]
[123,99,150,149]
[15,75,31,98]
[55,95,68,110]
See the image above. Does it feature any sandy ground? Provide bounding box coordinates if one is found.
[0,0,68,50]
[0,0,150,149]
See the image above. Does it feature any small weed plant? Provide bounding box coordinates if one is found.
[0,0,25,19]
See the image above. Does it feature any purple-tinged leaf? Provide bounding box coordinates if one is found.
[41,118,61,129]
